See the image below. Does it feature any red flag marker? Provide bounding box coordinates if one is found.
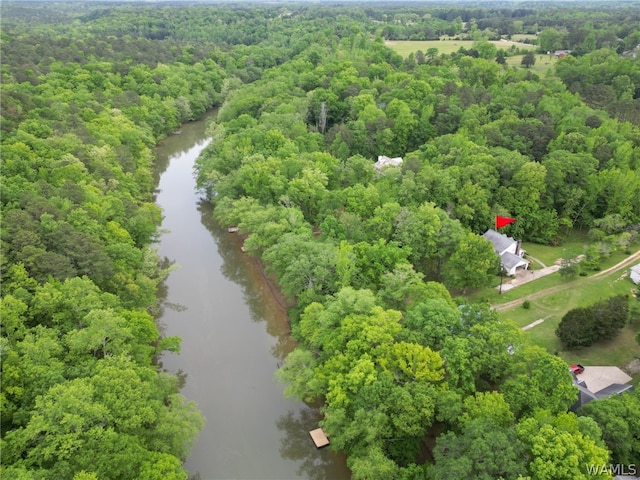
[496,215,516,229]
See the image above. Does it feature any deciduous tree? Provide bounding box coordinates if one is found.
[443,232,500,292]
[578,388,640,465]
[521,52,536,68]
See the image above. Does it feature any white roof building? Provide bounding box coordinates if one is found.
[483,229,529,276]
[374,155,403,171]
[630,263,640,285]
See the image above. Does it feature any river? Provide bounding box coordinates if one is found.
[154,111,351,480]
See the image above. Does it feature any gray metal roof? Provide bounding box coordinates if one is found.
[483,229,516,255]
[501,251,529,270]
[570,382,598,410]
[595,383,635,399]
[570,374,635,410]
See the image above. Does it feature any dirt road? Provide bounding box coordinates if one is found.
[492,249,640,312]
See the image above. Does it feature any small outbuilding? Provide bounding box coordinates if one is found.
[374,155,403,171]
[630,263,640,285]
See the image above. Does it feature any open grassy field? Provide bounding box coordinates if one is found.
[510,34,538,43]
[467,249,636,305]
[385,38,536,58]
[497,251,640,374]
[504,53,558,76]
[479,247,640,306]
[385,38,556,76]
[523,231,590,267]
[508,302,640,367]
[467,230,633,304]
[467,270,567,304]
[385,39,470,57]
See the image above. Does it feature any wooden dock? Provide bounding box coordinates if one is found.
[309,428,330,448]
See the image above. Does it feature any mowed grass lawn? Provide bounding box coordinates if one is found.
[510,34,538,42]
[523,231,590,267]
[385,39,472,56]
[468,230,632,304]
[500,262,640,372]
[504,53,558,76]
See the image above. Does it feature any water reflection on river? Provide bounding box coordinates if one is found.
[154,112,351,480]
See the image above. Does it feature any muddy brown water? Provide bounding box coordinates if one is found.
[154,111,351,480]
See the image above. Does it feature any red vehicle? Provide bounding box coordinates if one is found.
[569,364,585,375]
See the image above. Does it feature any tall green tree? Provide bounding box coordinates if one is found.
[443,232,500,292]
[578,388,640,465]
[517,412,610,480]
[502,346,578,417]
[521,52,536,68]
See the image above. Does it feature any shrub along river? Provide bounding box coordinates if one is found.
[154,111,351,480]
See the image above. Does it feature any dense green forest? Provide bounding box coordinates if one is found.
[2,2,640,479]
[1,3,229,478]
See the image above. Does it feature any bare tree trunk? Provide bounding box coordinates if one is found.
[319,101,327,134]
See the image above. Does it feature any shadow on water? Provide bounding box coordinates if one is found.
[195,198,297,361]
[153,256,186,321]
[190,200,351,479]
[277,408,349,480]
[153,121,213,186]
[154,110,351,479]
[195,200,247,286]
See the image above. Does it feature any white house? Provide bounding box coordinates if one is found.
[483,229,529,276]
[374,155,403,171]
[630,263,640,285]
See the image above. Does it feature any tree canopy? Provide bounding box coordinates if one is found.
[3,1,639,477]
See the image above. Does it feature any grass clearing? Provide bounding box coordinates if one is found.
[467,240,640,307]
[385,39,467,57]
[499,261,640,371]
[385,38,536,58]
[510,34,538,43]
[504,54,557,76]
[502,272,635,328]
[384,39,556,76]
[523,231,590,266]
[559,324,640,368]
[467,270,568,305]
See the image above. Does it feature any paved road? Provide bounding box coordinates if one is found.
[492,249,640,312]
[500,264,560,292]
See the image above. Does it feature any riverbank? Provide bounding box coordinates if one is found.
[228,230,295,315]
[154,114,351,479]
